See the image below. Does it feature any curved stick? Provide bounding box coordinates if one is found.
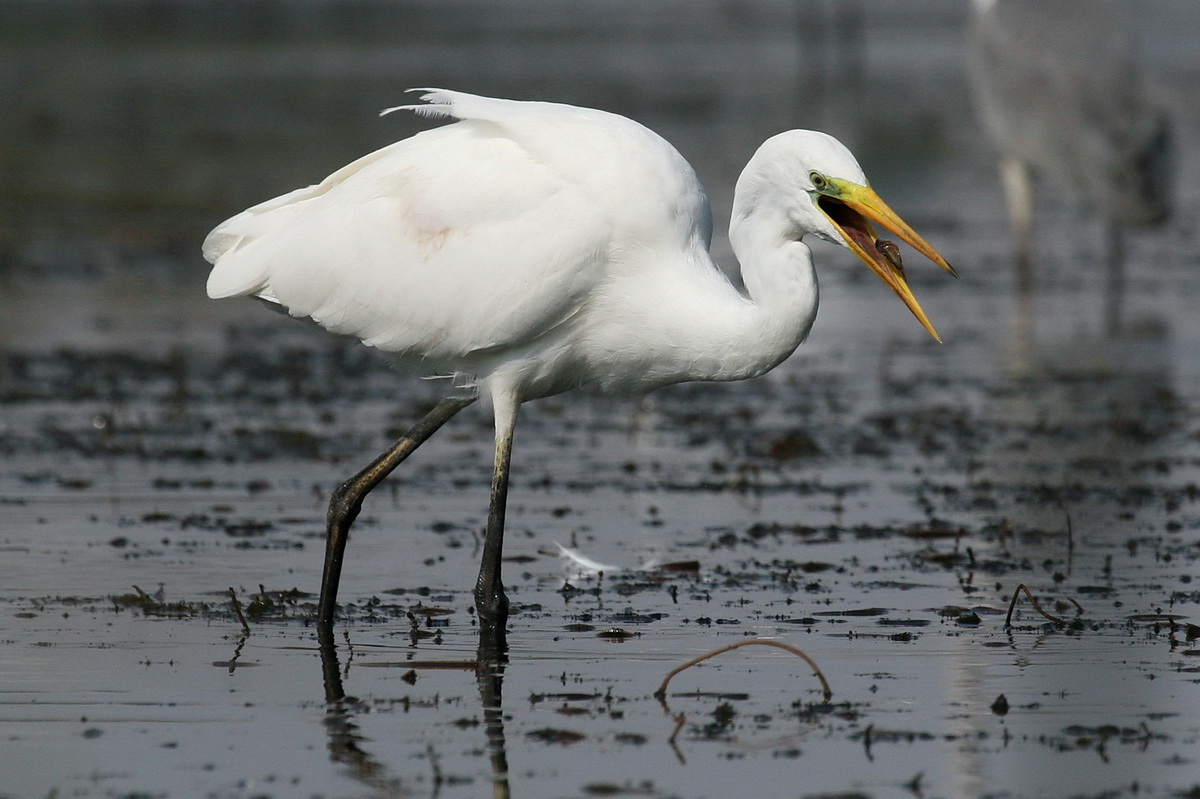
[654,639,832,702]
[1004,583,1070,628]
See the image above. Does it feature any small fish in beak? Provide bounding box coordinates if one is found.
[875,239,906,281]
[813,177,957,342]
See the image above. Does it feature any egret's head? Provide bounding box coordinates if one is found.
[734,130,957,342]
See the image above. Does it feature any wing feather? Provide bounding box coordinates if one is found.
[204,89,711,370]
[205,111,612,363]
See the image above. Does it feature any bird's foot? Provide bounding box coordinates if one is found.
[475,585,509,620]
[475,583,510,638]
[476,594,509,656]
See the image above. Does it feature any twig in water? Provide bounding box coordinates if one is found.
[427,743,443,798]
[1004,583,1069,628]
[654,639,832,702]
[1065,513,1075,571]
[229,587,251,634]
[666,713,688,765]
[997,518,1012,555]
[342,629,354,678]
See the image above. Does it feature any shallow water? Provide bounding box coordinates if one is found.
[4,3,1200,798]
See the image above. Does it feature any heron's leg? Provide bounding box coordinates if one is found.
[1000,156,1035,290]
[475,398,518,639]
[318,394,477,629]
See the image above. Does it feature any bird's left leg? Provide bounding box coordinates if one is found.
[318,394,477,630]
[475,395,519,640]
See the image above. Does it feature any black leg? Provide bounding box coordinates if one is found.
[475,639,510,799]
[318,394,476,629]
[474,413,515,642]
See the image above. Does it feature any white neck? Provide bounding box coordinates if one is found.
[557,146,825,396]
[718,203,819,381]
[587,217,816,394]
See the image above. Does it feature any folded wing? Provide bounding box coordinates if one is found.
[204,101,614,363]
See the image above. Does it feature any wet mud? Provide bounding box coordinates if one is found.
[4,3,1200,798]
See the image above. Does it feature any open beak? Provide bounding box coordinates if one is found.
[816,179,957,342]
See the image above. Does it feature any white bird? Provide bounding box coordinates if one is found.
[203,89,955,642]
[968,0,1170,325]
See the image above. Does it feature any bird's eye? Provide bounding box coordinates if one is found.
[809,171,828,190]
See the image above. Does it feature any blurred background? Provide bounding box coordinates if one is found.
[2,0,1191,285]
[0,0,953,272]
[0,0,1180,271]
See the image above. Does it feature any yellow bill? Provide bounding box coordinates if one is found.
[815,178,956,342]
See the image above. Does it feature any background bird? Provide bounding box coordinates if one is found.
[203,89,956,643]
[968,0,1171,332]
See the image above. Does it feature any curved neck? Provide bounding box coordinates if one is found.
[573,192,820,394]
[721,207,819,380]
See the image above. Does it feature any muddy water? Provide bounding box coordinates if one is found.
[4,3,1200,798]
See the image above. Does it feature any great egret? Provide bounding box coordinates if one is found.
[968,0,1170,318]
[204,89,956,639]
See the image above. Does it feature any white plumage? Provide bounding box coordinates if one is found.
[968,0,1171,325]
[206,91,720,394]
[204,89,954,639]
[968,0,1169,228]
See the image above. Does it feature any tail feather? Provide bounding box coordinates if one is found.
[203,182,337,298]
[205,239,271,299]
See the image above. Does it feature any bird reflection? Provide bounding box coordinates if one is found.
[475,650,511,799]
[317,628,406,797]
[968,0,1171,336]
[317,628,512,798]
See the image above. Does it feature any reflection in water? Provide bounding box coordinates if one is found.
[318,627,511,799]
[318,628,407,797]
[967,0,1172,335]
[475,648,511,799]
[959,315,1176,797]
[998,316,1173,535]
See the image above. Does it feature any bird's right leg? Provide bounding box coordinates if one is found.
[318,394,476,630]
[475,395,519,647]
[1000,156,1035,290]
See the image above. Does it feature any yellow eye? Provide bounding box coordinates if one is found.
[809,171,828,190]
